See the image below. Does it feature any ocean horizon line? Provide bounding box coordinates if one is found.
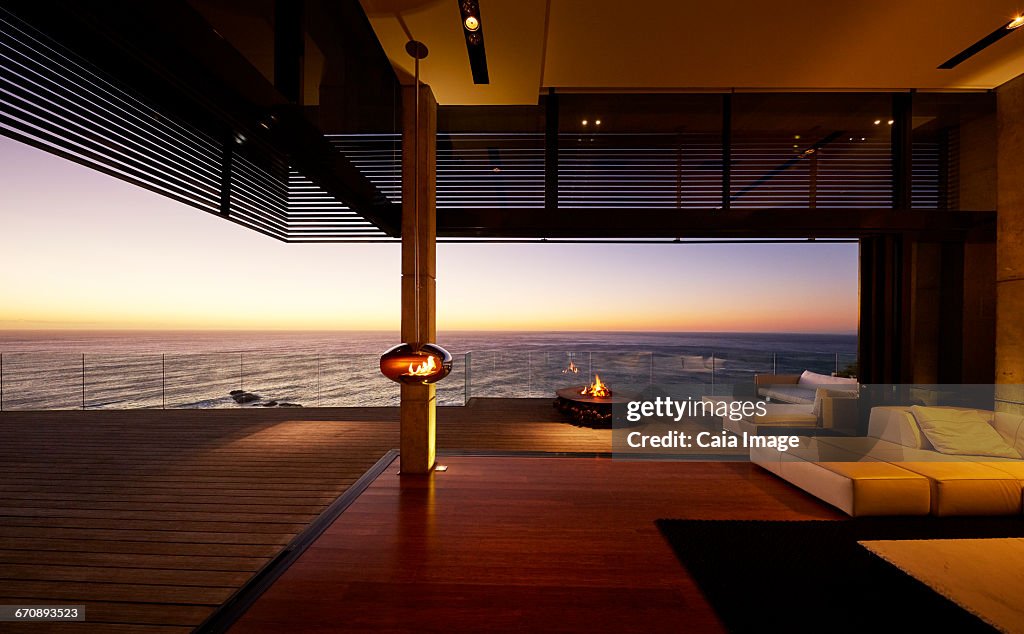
[0,328,858,336]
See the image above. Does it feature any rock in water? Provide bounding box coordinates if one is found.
[279,402,302,408]
[231,392,260,404]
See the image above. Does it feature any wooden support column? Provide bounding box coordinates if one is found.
[995,74,1024,412]
[400,83,438,474]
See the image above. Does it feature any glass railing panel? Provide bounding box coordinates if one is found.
[435,352,467,406]
[163,353,247,408]
[317,353,399,407]
[84,354,163,409]
[525,350,594,399]
[236,351,318,408]
[0,353,84,410]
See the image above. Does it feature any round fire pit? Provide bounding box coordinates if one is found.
[554,386,632,428]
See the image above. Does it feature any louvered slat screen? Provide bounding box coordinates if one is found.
[0,8,223,217]
[558,133,722,208]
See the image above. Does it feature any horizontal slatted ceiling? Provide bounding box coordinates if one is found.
[912,141,942,209]
[558,133,722,208]
[815,139,891,208]
[229,150,288,240]
[286,170,392,241]
[326,134,401,203]
[0,5,960,244]
[439,132,544,208]
[731,138,892,208]
[0,9,222,216]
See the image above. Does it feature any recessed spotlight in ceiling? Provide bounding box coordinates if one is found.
[887,119,894,125]
[582,119,588,125]
[457,0,488,83]
[595,119,602,125]
[874,119,881,125]
[939,16,1024,69]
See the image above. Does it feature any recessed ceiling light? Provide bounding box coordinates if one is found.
[887,119,894,125]
[595,119,602,125]
[582,119,588,125]
[873,119,881,125]
[794,134,801,140]
[464,15,480,31]
[1008,16,1024,29]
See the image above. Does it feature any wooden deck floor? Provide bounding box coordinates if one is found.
[0,398,609,631]
[230,456,842,633]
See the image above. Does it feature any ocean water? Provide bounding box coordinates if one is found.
[0,331,856,410]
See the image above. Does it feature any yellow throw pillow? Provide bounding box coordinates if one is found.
[909,406,1022,459]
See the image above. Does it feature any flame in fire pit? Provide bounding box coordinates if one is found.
[581,374,612,398]
[408,354,438,376]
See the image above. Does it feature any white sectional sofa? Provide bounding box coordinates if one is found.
[752,405,1024,517]
[756,370,858,404]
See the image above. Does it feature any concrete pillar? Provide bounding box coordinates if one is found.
[400,83,438,474]
[997,76,1024,389]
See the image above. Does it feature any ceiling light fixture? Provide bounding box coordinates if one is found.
[457,0,489,83]
[873,119,881,125]
[887,119,894,125]
[939,15,1024,68]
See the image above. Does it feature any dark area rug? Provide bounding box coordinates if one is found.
[656,517,1024,633]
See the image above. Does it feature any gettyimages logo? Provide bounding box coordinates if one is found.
[625,396,767,423]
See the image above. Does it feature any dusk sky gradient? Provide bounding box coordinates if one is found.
[0,137,858,333]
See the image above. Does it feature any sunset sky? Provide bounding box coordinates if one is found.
[0,137,858,333]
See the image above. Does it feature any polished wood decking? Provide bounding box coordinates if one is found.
[0,399,608,632]
[231,456,842,634]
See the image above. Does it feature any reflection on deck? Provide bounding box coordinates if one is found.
[0,398,613,631]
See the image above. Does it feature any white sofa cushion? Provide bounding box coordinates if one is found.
[811,387,859,418]
[760,385,816,404]
[868,406,933,450]
[798,370,858,392]
[910,406,1022,460]
[993,412,1024,456]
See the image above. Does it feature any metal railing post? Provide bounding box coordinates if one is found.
[527,350,532,398]
[835,352,839,375]
[317,353,321,408]
[161,354,166,409]
[711,352,716,395]
[772,352,777,375]
[464,351,471,405]
[0,352,3,412]
[81,353,86,410]
[239,352,244,391]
